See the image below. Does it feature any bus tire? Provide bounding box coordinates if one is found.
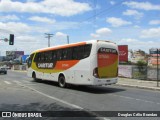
[58,75,66,88]
[32,72,42,82]
[32,72,38,81]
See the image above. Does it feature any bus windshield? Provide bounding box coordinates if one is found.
[27,54,34,68]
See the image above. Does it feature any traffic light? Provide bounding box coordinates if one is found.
[9,34,14,45]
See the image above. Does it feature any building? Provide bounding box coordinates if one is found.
[128,49,134,62]
[131,49,147,63]
[148,48,160,67]
[0,56,6,62]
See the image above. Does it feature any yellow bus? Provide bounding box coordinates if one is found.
[27,40,118,87]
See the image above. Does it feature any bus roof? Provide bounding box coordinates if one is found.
[32,40,116,53]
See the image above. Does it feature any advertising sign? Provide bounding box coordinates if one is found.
[118,45,128,62]
[21,55,29,63]
[6,51,24,60]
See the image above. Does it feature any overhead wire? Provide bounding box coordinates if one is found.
[80,0,125,23]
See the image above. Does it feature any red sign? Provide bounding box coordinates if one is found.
[118,45,128,62]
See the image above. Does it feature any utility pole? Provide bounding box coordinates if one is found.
[45,33,54,47]
[157,49,159,87]
[67,35,69,44]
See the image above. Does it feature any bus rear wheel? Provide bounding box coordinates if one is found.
[58,75,66,88]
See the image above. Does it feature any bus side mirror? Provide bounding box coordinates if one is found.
[9,34,14,45]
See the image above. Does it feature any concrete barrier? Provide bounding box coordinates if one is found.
[12,65,27,70]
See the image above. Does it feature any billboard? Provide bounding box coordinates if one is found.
[6,51,24,60]
[118,45,128,62]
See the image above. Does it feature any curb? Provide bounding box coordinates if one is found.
[116,83,160,91]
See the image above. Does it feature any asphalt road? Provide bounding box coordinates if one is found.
[0,70,160,120]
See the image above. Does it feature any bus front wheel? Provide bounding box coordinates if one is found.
[32,72,37,81]
[58,75,66,88]
[32,72,42,82]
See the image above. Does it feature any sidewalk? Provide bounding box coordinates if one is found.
[117,78,160,91]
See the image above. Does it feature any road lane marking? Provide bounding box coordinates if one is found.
[13,80,21,84]
[16,82,83,109]
[110,94,160,105]
[22,80,30,83]
[4,81,11,84]
[15,82,110,120]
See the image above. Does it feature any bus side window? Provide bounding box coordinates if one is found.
[57,50,62,60]
[84,44,92,58]
[41,52,46,62]
[67,48,72,60]
[78,46,84,59]
[52,51,57,61]
[44,52,47,61]
[38,53,41,62]
[48,51,52,61]
[62,49,68,60]
[44,51,51,62]
[72,47,78,60]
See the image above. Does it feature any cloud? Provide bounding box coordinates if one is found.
[51,21,80,30]
[0,20,84,39]
[123,9,143,19]
[0,21,50,35]
[52,32,68,45]
[55,32,67,38]
[149,20,160,25]
[140,28,160,38]
[110,1,115,5]
[16,35,38,43]
[0,0,92,16]
[0,15,20,22]
[90,28,112,38]
[118,38,160,52]
[134,25,140,28]
[106,17,132,27]
[29,16,56,24]
[118,38,138,43]
[0,22,31,34]
[123,1,160,11]
[15,35,46,54]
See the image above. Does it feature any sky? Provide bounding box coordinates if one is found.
[0,0,160,56]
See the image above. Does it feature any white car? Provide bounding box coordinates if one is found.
[0,67,7,74]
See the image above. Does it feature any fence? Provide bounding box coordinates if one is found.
[119,65,160,80]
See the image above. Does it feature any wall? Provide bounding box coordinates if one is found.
[119,65,160,80]
[118,65,132,78]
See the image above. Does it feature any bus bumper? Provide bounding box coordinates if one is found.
[93,77,118,85]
